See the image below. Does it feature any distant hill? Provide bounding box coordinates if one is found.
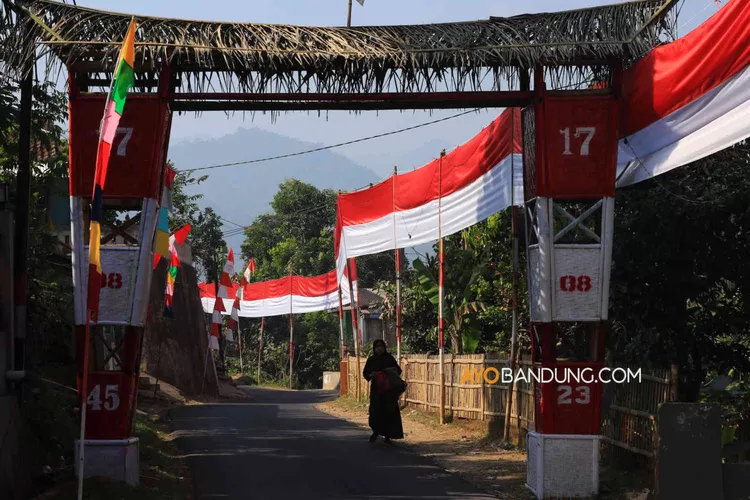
[167,127,380,263]
[357,138,452,179]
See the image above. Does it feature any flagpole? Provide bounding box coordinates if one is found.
[346,259,361,402]
[238,315,243,375]
[438,149,446,425]
[289,267,294,390]
[258,317,264,385]
[393,166,401,362]
[77,312,92,500]
[259,279,265,386]
[338,286,345,361]
[505,110,520,441]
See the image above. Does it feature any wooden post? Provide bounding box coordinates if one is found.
[438,150,446,424]
[347,0,353,26]
[423,356,429,412]
[505,109,520,441]
[669,364,679,401]
[480,356,486,420]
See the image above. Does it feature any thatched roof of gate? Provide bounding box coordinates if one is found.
[4,0,678,93]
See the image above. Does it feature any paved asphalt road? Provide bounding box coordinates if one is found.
[170,387,496,500]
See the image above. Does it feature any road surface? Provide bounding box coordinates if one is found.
[171,387,496,500]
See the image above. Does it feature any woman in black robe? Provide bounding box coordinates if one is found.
[363,339,404,443]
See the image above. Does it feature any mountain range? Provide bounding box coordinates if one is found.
[167,127,378,263]
[168,127,445,268]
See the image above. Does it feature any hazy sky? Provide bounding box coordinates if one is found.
[73,0,718,175]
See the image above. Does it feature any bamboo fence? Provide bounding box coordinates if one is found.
[345,354,676,455]
[600,364,677,458]
[346,353,535,445]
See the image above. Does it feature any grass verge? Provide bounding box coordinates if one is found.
[35,411,192,500]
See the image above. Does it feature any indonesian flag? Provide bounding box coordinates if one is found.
[334,108,523,283]
[210,248,234,349]
[241,258,255,287]
[199,269,353,318]
[616,0,750,187]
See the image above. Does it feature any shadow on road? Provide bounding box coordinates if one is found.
[170,387,495,500]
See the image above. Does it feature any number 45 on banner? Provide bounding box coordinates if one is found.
[86,384,120,411]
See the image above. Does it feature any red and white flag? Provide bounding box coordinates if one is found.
[241,258,255,287]
[210,248,234,349]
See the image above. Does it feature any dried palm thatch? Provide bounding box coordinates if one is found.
[2,0,678,94]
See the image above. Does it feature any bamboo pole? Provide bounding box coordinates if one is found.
[238,315,243,375]
[393,166,402,362]
[289,269,294,389]
[201,342,210,395]
[257,317,264,385]
[347,0,353,27]
[438,149,446,425]
[338,286,345,361]
[505,109,519,441]
[347,259,361,402]
[77,313,92,500]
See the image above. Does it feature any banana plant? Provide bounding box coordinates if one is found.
[412,248,488,354]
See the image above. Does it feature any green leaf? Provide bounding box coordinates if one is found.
[412,258,440,308]
[721,425,736,447]
[462,327,481,354]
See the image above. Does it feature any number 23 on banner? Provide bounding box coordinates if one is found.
[557,385,590,405]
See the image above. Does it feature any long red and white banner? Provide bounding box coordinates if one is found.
[199,269,356,318]
[334,108,523,281]
[616,0,750,186]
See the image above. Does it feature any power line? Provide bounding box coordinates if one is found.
[219,200,335,237]
[179,109,482,173]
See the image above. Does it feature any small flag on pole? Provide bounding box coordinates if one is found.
[86,17,136,322]
[163,224,191,319]
[210,249,234,348]
[154,166,177,264]
[241,258,255,286]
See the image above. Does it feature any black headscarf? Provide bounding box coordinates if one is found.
[364,339,398,378]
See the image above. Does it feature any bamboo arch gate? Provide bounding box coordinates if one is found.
[1,0,679,110]
[0,0,682,493]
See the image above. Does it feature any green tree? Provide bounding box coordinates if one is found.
[610,141,750,401]
[411,247,488,354]
[0,81,71,362]
[169,170,226,281]
[239,179,394,387]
